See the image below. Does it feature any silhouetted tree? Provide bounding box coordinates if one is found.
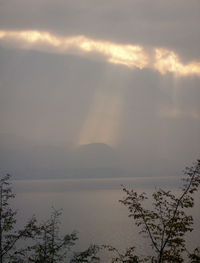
[119,160,200,262]
[27,208,78,263]
[188,247,200,263]
[0,174,38,263]
[103,245,140,263]
[70,244,100,263]
[1,160,200,263]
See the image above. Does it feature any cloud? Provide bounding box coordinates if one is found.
[1,29,200,76]
[0,30,148,69]
[1,0,199,63]
[154,49,200,76]
[1,29,199,148]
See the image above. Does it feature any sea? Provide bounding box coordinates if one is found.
[12,176,200,260]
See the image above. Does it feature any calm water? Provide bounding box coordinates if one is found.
[12,176,200,258]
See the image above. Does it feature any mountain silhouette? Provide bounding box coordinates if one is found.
[73,143,118,169]
[0,134,124,179]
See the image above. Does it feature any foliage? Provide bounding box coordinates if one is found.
[1,160,200,263]
[0,174,38,263]
[27,208,78,263]
[0,174,101,263]
[188,248,200,263]
[70,244,100,263]
[119,160,200,263]
[103,245,140,263]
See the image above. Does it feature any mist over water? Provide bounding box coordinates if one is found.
[12,177,200,258]
[1,1,200,261]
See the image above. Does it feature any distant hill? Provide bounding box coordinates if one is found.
[73,143,118,169]
[71,143,124,178]
[0,135,125,179]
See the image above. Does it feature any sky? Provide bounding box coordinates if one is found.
[0,0,200,179]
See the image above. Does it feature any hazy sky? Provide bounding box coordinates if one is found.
[0,0,200,178]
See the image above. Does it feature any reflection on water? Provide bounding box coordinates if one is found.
[13,176,181,193]
[12,177,200,257]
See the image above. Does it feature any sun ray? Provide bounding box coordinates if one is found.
[78,88,123,147]
[1,29,200,146]
[1,29,200,76]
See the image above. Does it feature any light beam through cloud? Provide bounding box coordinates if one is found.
[0,30,148,69]
[1,29,200,76]
[1,29,200,147]
[78,88,123,146]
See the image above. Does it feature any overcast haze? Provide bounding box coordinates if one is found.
[0,0,200,179]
